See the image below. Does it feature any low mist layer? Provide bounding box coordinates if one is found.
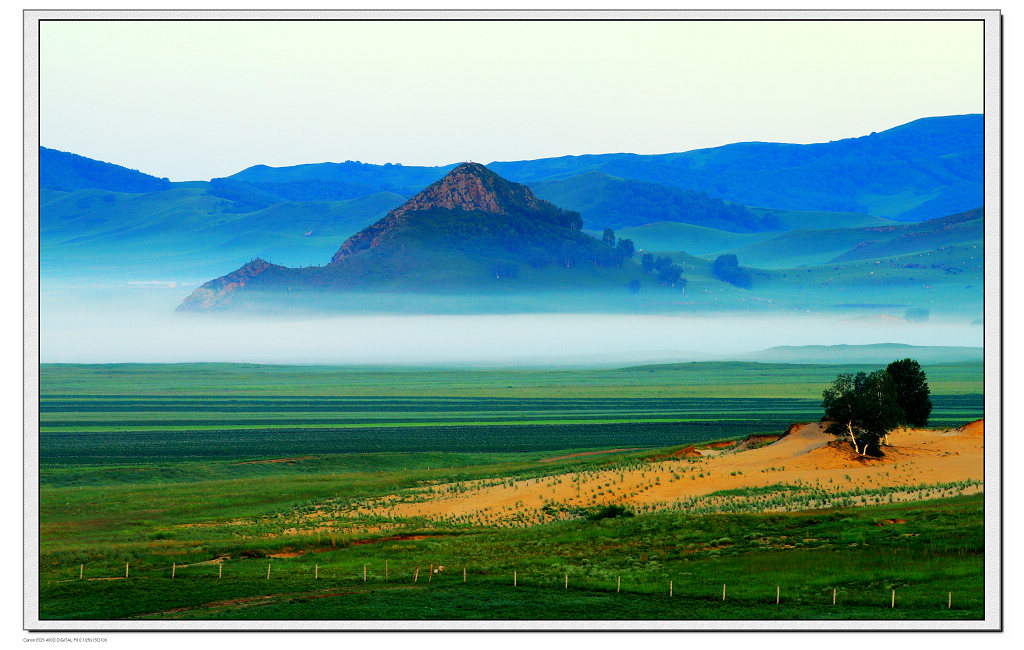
[40,285,983,366]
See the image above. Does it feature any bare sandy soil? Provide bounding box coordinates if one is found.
[350,420,984,526]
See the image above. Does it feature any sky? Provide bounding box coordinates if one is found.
[38,19,984,181]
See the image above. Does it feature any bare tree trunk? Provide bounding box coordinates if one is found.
[846,423,860,455]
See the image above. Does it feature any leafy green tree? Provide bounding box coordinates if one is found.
[602,228,616,246]
[654,256,672,272]
[712,254,752,289]
[658,264,684,286]
[822,370,903,456]
[615,238,635,262]
[885,358,932,428]
[641,253,654,274]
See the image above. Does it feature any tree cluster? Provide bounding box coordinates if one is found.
[821,358,932,457]
[711,254,752,289]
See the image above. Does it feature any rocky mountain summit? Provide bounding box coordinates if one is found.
[177,163,629,312]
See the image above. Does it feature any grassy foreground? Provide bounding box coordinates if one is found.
[37,362,985,621]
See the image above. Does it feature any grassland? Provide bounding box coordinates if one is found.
[36,361,985,621]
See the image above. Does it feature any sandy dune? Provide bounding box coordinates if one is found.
[351,420,984,526]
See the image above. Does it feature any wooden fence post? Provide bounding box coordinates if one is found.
[565,574,568,589]
[776,585,780,605]
[514,570,517,587]
[126,563,129,579]
[891,589,895,608]
[219,563,222,579]
[617,576,621,593]
[722,584,726,601]
[315,564,318,580]
[464,567,467,583]
[267,563,271,580]
[171,563,175,579]
[832,588,836,605]
[414,567,419,583]
[80,564,83,580]
[948,592,952,609]
[429,563,433,583]
[364,565,367,582]
[669,581,673,597]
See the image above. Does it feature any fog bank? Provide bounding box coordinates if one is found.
[39,287,983,366]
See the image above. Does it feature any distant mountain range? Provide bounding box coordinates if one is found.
[734,343,983,365]
[38,113,985,317]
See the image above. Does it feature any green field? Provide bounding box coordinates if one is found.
[36,361,986,621]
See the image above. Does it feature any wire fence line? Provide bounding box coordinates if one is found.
[51,560,974,611]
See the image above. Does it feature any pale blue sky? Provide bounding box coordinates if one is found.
[40,20,984,181]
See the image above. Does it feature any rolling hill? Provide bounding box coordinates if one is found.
[492,114,983,221]
[530,171,781,232]
[40,147,172,193]
[177,163,654,312]
[710,208,982,269]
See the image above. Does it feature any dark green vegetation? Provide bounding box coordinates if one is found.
[40,361,981,467]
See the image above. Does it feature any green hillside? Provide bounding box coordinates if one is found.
[616,222,775,256]
[491,114,982,221]
[713,208,982,269]
[40,146,171,193]
[530,171,779,232]
[41,187,404,278]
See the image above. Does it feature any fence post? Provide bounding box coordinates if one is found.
[364,565,367,582]
[776,585,780,605]
[514,570,517,587]
[617,576,621,593]
[126,563,129,579]
[722,584,726,601]
[219,563,222,579]
[565,574,568,590]
[948,592,952,609]
[891,589,895,608]
[172,563,175,579]
[414,567,419,583]
[80,564,83,580]
[429,564,433,583]
[669,581,673,597]
[464,567,467,583]
[832,588,836,605]
[315,564,318,580]
[267,563,271,580]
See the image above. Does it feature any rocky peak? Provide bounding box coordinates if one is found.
[177,258,280,312]
[330,162,550,264]
[397,162,542,215]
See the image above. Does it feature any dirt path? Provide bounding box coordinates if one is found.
[538,448,642,463]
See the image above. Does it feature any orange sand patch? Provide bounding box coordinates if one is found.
[349,421,983,526]
[268,550,304,558]
[177,556,230,567]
